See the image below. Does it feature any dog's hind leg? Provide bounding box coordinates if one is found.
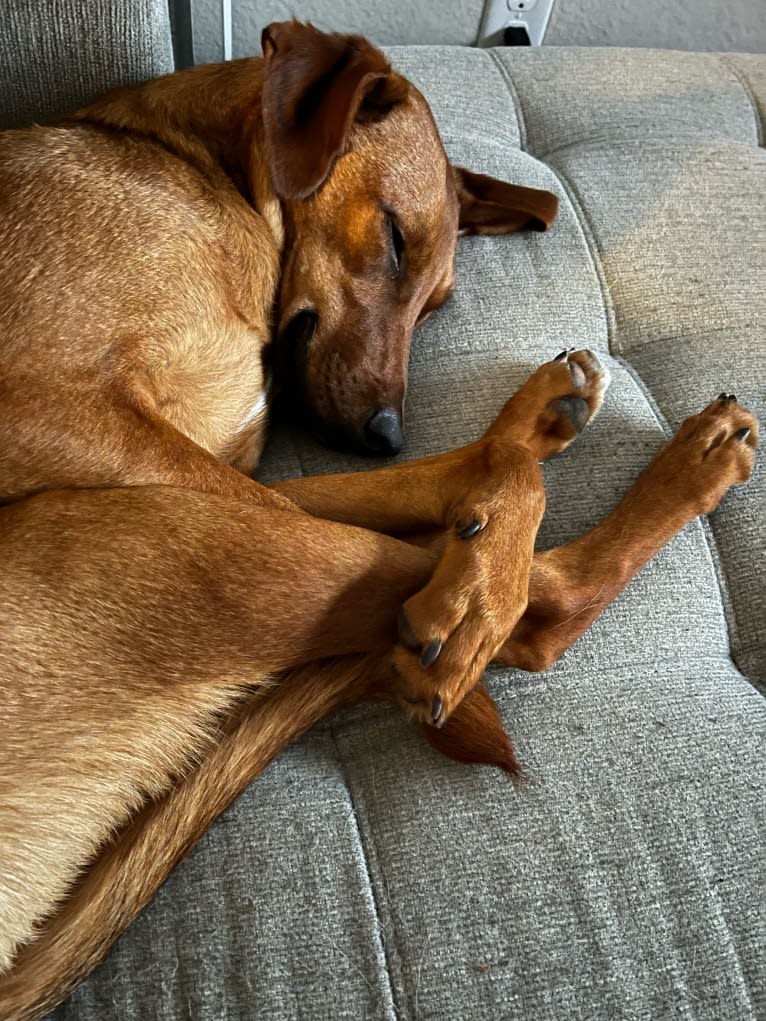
[0,655,382,1021]
[497,396,759,672]
[0,474,513,1019]
[0,482,447,971]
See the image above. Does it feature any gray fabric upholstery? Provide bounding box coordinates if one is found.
[0,0,173,130]
[727,53,766,140]
[34,43,766,1021]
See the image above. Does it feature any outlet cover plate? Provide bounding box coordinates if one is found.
[478,0,556,46]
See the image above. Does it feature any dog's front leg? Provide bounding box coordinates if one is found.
[274,350,611,724]
[271,350,610,534]
[497,396,759,672]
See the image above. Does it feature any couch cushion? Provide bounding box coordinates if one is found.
[51,46,766,1021]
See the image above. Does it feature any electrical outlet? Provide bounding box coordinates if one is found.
[478,0,556,46]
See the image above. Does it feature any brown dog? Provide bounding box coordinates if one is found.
[0,21,758,1020]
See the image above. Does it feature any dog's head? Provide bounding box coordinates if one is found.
[261,22,558,455]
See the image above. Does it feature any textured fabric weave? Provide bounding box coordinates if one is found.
[23,43,766,1021]
[0,0,173,129]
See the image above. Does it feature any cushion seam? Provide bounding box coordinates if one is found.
[329,726,404,1021]
[542,160,618,354]
[700,514,760,686]
[612,355,673,437]
[487,48,527,150]
[718,55,765,146]
[539,134,762,161]
[609,325,762,356]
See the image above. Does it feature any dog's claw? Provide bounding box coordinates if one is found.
[553,350,568,362]
[727,394,737,403]
[397,608,421,652]
[734,427,751,442]
[420,639,442,668]
[431,694,444,727]
[458,520,483,539]
[718,392,728,401]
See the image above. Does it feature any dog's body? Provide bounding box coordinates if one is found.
[0,22,758,1020]
[0,70,275,500]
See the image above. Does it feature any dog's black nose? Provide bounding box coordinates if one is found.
[363,407,403,456]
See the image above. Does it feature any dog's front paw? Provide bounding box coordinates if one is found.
[388,440,543,727]
[487,348,611,460]
[642,394,758,514]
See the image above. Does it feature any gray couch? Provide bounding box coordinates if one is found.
[2,3,764,1019]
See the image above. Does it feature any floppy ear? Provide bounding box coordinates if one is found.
[261,21,407,200]
[422,682,523,782]
[454,167,559,235]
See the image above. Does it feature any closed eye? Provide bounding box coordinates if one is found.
[385,211,406,279]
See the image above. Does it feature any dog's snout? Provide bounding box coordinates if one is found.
[363,407,403,456]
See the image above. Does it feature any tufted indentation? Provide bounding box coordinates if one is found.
[387,46,523,151]
[495,47,762,157]
[725,54,766,144]
[548,141,766,354]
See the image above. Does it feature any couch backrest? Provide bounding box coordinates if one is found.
[0,0,173,130]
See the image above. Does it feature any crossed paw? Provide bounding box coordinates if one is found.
[390,348,611,726]
[389,357,759,730]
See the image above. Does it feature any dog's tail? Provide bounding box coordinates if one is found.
[0,661,515,1021]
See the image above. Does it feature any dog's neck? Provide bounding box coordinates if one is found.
[73,58,284,251]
